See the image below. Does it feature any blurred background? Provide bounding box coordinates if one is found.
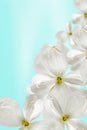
[0,0,83,129]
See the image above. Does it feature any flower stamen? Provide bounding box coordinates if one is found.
[22,120,30,127]
[56,76,63,84]
[68,32,72,36]
[85,51,87,56]
[84,13,87,18]
[61,114,69,122]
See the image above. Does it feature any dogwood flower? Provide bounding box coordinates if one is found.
[72,0,87,24]
[0,95,43,130]
[67,26,87,82]
[31,48,84,99]
[56,22,75,45]
[44,93,86,130]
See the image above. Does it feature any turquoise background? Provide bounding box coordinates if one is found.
[0,0,83,130]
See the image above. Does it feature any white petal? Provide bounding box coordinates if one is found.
[64,82,82,90]
[57,42,68,56]
[67,123,76,130]
[74,0,87,12]
[35,51,68,76]
[29,121,47,130]
[56,31,68,43]
[82,16,87,25]
[67,49,85,64]
[64,72,84,86]
[52,87,83,115]
[72,26,87,49]
[0,97,23,127]
[51,89,84,118]
[43,119,64,130]
[32,74,54,86]
[66,22,72,33]
[34,44,64,75]
[50,83,77,99]
[74,89,87,114]
[65,94,84,118]
[23,95,43,121]
[37,44,61,58]
[72,13,82,24]
[30,83,49,99]
[26,86,34,96]
[30,74,55,98]
[70,119,87,130]
[49,96,63,116]
[43,97,62,120]
[79,59,87,82]
[40,43,68,61]
[45,91,84,120]
[69,37,76,46]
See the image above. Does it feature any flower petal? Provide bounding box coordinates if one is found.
[67,49,85,64]
[70,37,76,46]
[32,74,54,86]
[74,0,87,12]
[67,123,76,130]
[34,44,62,73]
[35,45,68,76]
[29,74,55,98]
[43,96,62,120]
[70,119,87,130]
[78,59,87,82]
[72,26,87,49]
[57,42,68,56]
[50,83,74,104]
[65,94,84,118]
[64,72,84,86]
[43,119,64,130]
[30,83,50,99]
[0,97,23,127]
[56,31,68,43]
[72,13,82,24]
[66,22,72,33]
[51,88,84,118]
[29,121,47,130]
[23,95,43,121]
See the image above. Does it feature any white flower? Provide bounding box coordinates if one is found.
[67,26,87,82]
[0,95,43,130]
[73,0,87,24]
[44,93,86,130]
[56,22,75,45]
[30,47,84,99]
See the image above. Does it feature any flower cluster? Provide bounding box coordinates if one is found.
[1,0,87,130]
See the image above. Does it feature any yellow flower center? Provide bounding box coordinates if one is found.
[22,120,30,127]
[84,13,87,18]
[61,114,69,122]
[56,76,63,84]
[85,51,87,56]
[68,32,72,36]
[85,96,87,100]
